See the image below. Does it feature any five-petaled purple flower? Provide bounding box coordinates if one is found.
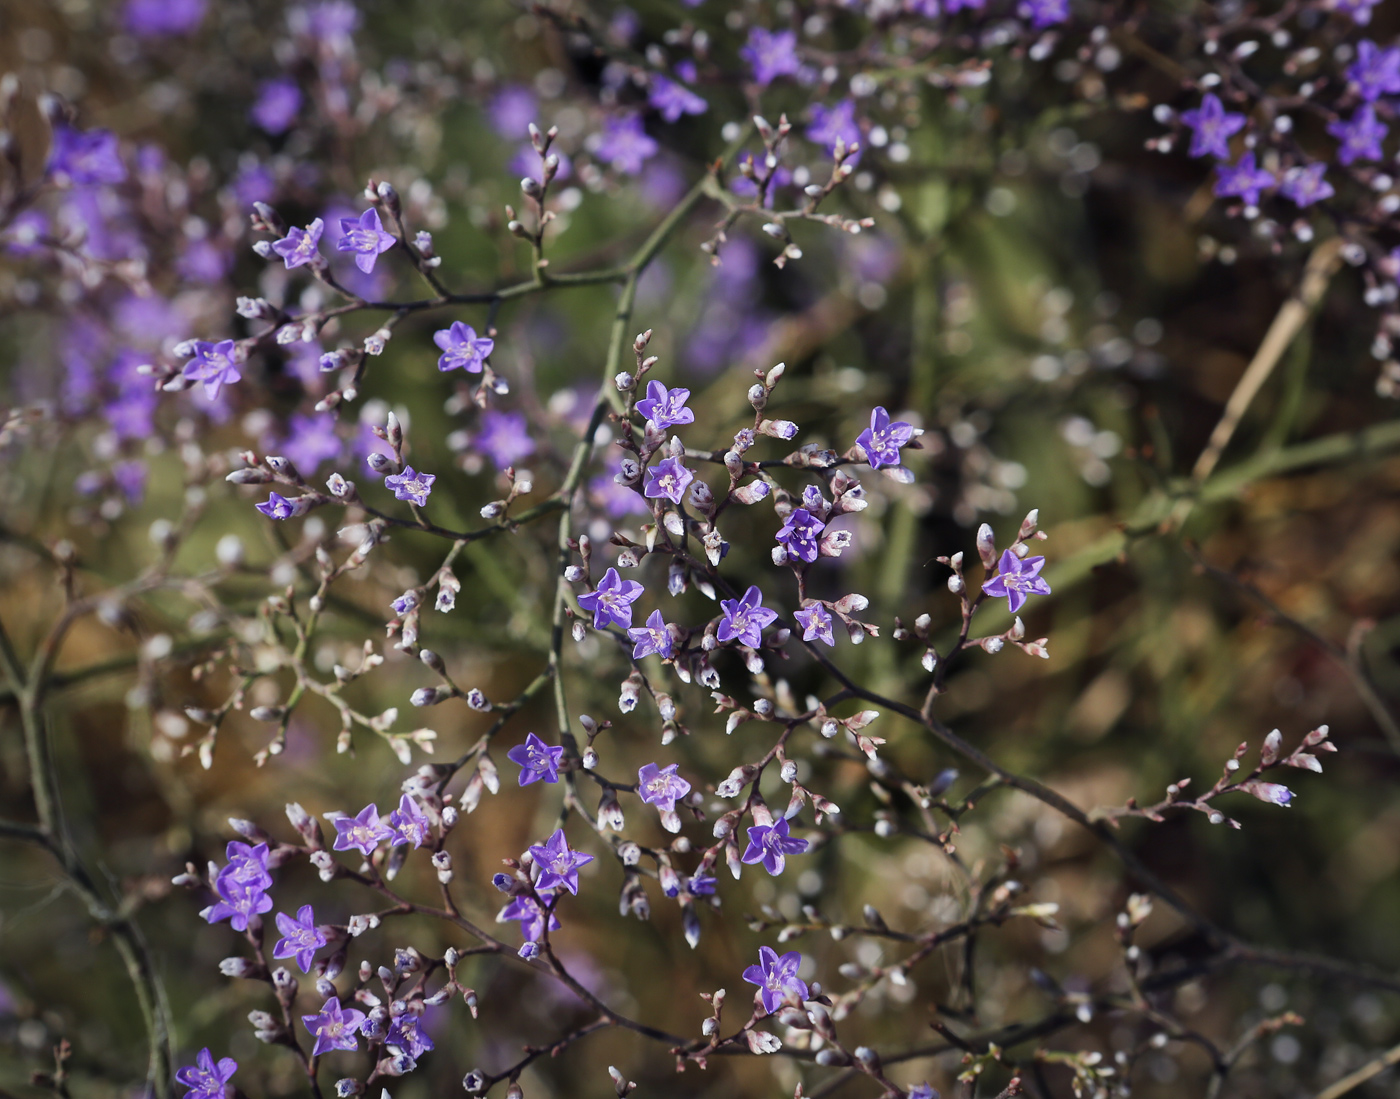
[777,508,826,564]
[638,762,691,812]
[125,0,205,37]
[507,732,564,786]
[273,905,327,973]
[200,842,273,932]
[981,548,1052,614]
[182,339,242,399]
[743,817,809,876]
[795,603,835,647]
[743,945,809,1014]
[807,100,861,160]
[528,828,594,895]
[1017,0,1069,27]
[634,380,695,430]
[385,1014,434,1059]
[387,794,430,848]
[252,79,302,134]
[856,406,916,470]
[717,585,778,647]
[385,466,436,506]
[336,208,396,273]
[256,492,297,520]
[1214,152,1275,207]
[594,114,659,175]
[1348,40,1400,102]
[908,1086,939,1099]
[434,321,494,373]
[272,219,324,269]
[1179,93,1246,160]
[175,1048,236,1099]
[1327,105,1388,166]
[1280,163,1333,208]
[627,609,673,659]
[475,410,536,469]
[332,804,393,857]
[498,893,560,946]
[643,456,694,504]
[579,567,645,630]
[302,997,366,1057]
[649,76,708,123]
[741,28,801,87]
[48,126,127,186]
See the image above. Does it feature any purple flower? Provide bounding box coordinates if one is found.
[718,585,778,647]
[273,905,327,973]
[856,406,915,470]
[807,100,861,160]
[627,609,673,659]
[741,28,801,87]
[1017,0,1068,26]
[1280,163,1333,208]
[271,219,324,269]
[687,872,717,895]
[643,456,694,504]
[908,1087,939,1099]
[178,238,231,284]
[387,794,431,848]
[391,590,418,616]
[742,817,809,876]
[638,762,691,812]
[498,893,560,944]
[1330,0,1382,24]
[981,548,1052,614]
[200,843,273,932]
[124,0,205,37]
[528,828,594,896]
[795,603,835,646]
[302,997,366,1057]
[434,321,494,373]
[275,413,342,475]
[634,380,695,430]
[336,208,396,274]
[1348,40,1400,102]
[48,126,127,186]
[649,76,708,123]
[578,567,645,630]
[487,85,537,138]
[332,804,394,856]
[777,508,826,564]
[1327,105,1387,166]
[3,209,48,256]
[595,114,659,175]
[1179,93,1246,160]
[475,410,536,469]
[1245,781,1294,807]
[742,945,808,1014]
[256,492,297,520]
[182,339,242,400]
[507,732,564,786]
[385,1014,434,1059]
[175,1049,236,1099]
[384,466,436,506]
[252,79,303,134]
[1214,152,1276,207]
[294,1,361,47]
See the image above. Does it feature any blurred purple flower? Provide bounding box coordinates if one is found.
[1327,105,1387,165]
[807,99,861,160]
[124,0,206,37]
[595,114,658,175]
[1179,94,1245,160]
[1214,151,1275,206]
[1018,0,1068,26]
[1348,40,1400,102]
[252,79,303,134]
[488,85,537,139]
[48,127,127,186]
[1280,162,1333,207]
[741,28,801,87]
[649,76,707,123]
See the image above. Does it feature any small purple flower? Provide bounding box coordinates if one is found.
[1327,104,1387,166]
[627,609,673,659]
[384,466,436,506]
[124,0,205,36]
[807,100,861,160]
[1348,40,1400,102]
[391,590,418,616]
[741,28,801,87]
[175,1049,236,1099]
[1017,0,1068,26]
[48,126,127,186]
[332,804,394,857]
[498,893,560,943]
[595,114,659,175]
[578,567,645,630]
[1179,93,1246,160]
[507,732,565,786]
[718,585,778,647]
[487,85,537,139]
[387,794,431,848]
[252,79,303,134]
[275,413,342,475]
[908,1087,939,1099]
[200,843,273,932]
[271,219,324,269]
[385,1014,434,1059]
[1330,0,1383,24]
[1280,163,1334,208]
[302,998,366,1057]
[3,209,48,256]
[182,339,242,400]
[1244,781,1294,807]
[256,492,297,520]
[475,410,536,469]
[336,208,396,274]
[649,76,708,123]
[981,548,1052,614]
[742,817,809,876]
[742,945,809,1014]
[1214,152,1276,207]
[528,828,594,896]
[687,872,717,895]
[777,508,826,564]
[273,905,327,973]
[634,380,695,430]
[643,456,694,504]
[795,603,835,647]
[856,407,915,470]
[637,762,691,812]
[434,321,494,373]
